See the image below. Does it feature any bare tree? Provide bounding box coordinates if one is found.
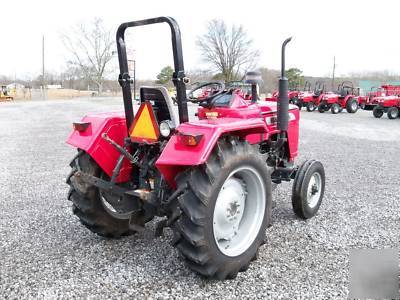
[61,18,114,94]
[197,19,260,82]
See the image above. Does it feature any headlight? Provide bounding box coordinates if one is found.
[159,120,174,137]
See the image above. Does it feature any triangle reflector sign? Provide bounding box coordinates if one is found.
[129,101,160,143]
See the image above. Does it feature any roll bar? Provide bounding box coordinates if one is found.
[116,17,189,133]
[315,81,325,92]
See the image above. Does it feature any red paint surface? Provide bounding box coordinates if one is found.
[374,95,400,108]
[66,111,132,183]
[298,91,325,106]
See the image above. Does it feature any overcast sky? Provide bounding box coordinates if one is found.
[1,0,399,81]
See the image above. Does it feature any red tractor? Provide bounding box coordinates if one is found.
[66,17,325,280]
[359,85,400,111]
[372,95,400,119]
[297,81,326,111]
[264,81,301,103]
[358,86,384,110]
[317,81,359,114]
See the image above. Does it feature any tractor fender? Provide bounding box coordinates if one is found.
[156,118,268,188]
[66,112,132,183]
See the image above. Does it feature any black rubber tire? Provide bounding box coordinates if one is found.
[66,151,135,238]
[373,106,384,118]
[346,98,358,113]
[295,98,303,110]
[306,102,315,112]
[330,103,340,114]
[172,138,272,280]
[292,160,325,219]
[318,104,326,113]
[387,107,399,119]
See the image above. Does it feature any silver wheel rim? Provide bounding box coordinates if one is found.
[351,101,357,111]
[306,172,322,209]
[100,194,131,220]
[213,166,266,257]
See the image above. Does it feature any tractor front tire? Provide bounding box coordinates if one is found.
[330,103,340,114]
[172,138,271,280]
[292,160,325,219]
[387,107,399,119]
[66,151,136,238]
[373,106,384,118]
[346,98,358,113]
[318,104,326,113]
[306,102,316,112]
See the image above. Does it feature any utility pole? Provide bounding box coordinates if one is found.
[331,56,336,91]
[42,35,46,99]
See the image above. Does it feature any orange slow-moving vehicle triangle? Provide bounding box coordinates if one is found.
[129,101,160,143]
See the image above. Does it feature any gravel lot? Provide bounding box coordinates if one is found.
[0,97,399,299]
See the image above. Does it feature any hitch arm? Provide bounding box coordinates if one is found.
[74,171,151,202]
[102,133,138,165]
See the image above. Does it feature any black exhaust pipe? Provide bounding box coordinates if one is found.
[277,37,292,133]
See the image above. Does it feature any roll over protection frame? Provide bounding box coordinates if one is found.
[116,17,189,134]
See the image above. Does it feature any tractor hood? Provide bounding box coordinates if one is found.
[323,93,339,100]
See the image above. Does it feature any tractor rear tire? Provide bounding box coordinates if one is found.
[172,138,271,280]
[292,160,325,219]
[346,98,358,113]
[373,106,384,118]
[331,103,340,114]
[306,102,316,112]
[387,107,399,119]
[66,151,137,238]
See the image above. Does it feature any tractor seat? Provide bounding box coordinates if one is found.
[139,86,178,127]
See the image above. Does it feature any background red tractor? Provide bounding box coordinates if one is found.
[297,81,326,111]
[65,17,325,280]
[265,81,306,104]
[358,85,400,111]
[372,95,400,119]
[318,81,360,114]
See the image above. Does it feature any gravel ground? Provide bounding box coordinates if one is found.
[0,98,399,299]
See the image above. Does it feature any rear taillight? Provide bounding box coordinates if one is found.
[73,122,90,132]
[179,133,203,146]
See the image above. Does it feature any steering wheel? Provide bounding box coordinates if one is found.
[187,82,226,106]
